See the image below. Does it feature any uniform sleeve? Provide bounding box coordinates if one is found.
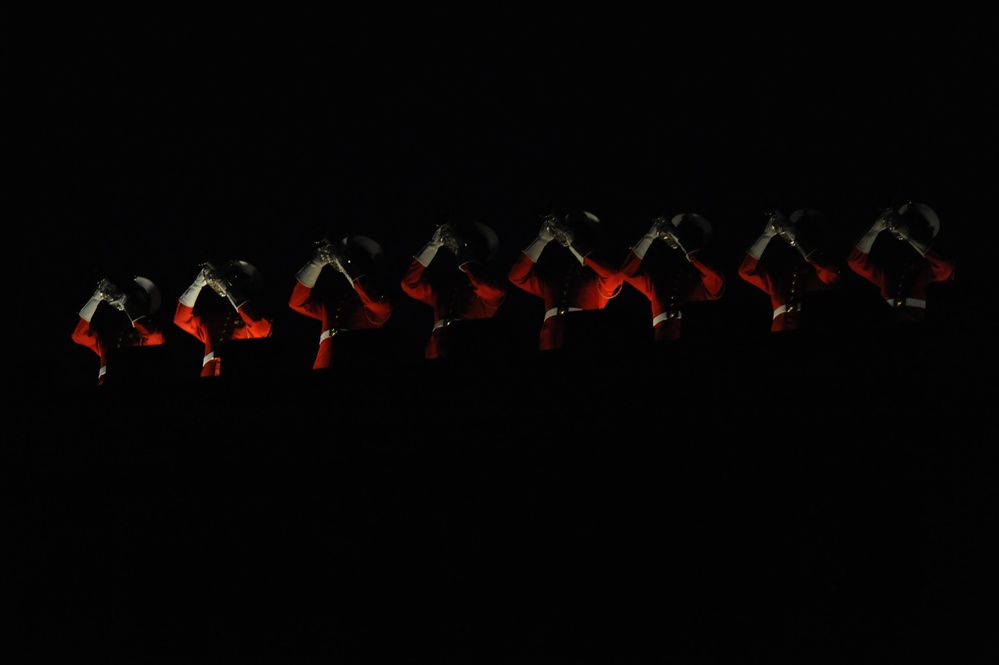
[236,302,274,338]
[174,302,207,342]
[132,318,167,346]
[507,251,545,298]
[923,248,956,283]
[620,249,653,299]
[619,250,643,279]
[462,262,507,309]
[400,259,435,305]
[689,252,726,299]
[71,317,102,356]
[288,281,325,321]
[808,253,842,286]
[353,275,394,326]
[583,254,623,300]
[846,245,882,287]
[738,252,772,295]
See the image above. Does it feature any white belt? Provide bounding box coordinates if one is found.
[98,365,107,380]
[433,317,459,331]
[772,303,802,319]
[202,351,215,366]
[888,297,926,309]
[320,329,345,342]
[544,306,583,321]
[652,311,682,326]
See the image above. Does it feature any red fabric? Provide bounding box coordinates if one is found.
[738,252,842,332]
[288,276,393,368]
[174,301,273,377]
[71,315,167,384]
[621,248,726,341]
[401,259,507,358]
[847,246,955,322]
[508,250,623,350]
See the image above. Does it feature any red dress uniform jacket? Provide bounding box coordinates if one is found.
[846,246,955,322]
[288,276,393,369]
[738,252,842,332]
[508,251,623,350]
[174,301,273,377]
[620,249,726,341]
[401,259,507,359]
[72,316,167,384]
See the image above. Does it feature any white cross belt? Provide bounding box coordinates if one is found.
[544,307,583,321]
[888,297,926,309]
[320,329,345,342]
[652,311,682,326]
[772,303,802,319]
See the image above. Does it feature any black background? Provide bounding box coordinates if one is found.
[17,11,994,386]
[8,10,998,661]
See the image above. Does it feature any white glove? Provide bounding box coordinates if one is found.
[855,214,889,254]
[415,227,447,267]
[872,212,891,234]
[538,218,557,243]
[78,288,105,322]
[295,248,327,288]
[179,269,209,307]
[522,218,555,262]
[414,242,441,268]
[631,219,663,260]
[432,224,448,244]
[763,215,781,238]
[747,217,779,260]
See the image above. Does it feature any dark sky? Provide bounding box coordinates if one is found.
[9,14,997,659]
[16,11,994,387]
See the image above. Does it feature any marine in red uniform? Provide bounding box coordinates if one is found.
[400,221,507,359]
[174,259,274,377]
[508,210,623,350]
[72,275,167,385]
[846,202,955,323]
[289,235,394,369]
[738,209,843,332]
[620,212,726,342]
